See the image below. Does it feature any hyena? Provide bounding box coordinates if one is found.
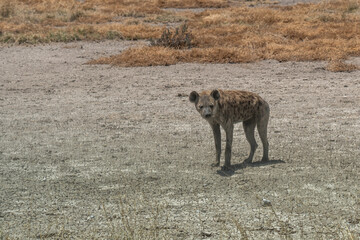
[189,89,270,170]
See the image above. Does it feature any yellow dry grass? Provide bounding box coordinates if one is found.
[326,59,359,72]
[90,0,360,70]
[0,0,167,43]
[1,0,359,71]
[156,0,229,8]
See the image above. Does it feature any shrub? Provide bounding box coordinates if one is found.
[0,1,14,18]
[150,23,192,49]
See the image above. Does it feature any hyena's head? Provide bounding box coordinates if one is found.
[189,89,220,119]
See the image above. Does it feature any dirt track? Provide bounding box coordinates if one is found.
[1,40,360,239]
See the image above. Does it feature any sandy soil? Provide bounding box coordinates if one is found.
[1,39,359,239]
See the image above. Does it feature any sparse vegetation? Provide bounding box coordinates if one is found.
[0,0,359,71]
[0,0,166,44]
[95,0,360,71]
[155,0,229,8]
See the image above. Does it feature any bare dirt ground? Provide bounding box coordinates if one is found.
[1,39,360,239]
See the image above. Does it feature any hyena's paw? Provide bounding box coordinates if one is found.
[243,157,253,164]
[221,165,233,171]
[211,162,220,167]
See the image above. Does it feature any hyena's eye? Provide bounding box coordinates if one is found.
[209,104,214,109]
[199,105,203,109]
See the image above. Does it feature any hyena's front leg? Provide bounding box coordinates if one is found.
[211,123,221,167]
[223,123,234,169]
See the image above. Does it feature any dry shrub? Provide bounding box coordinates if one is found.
[0,0,15,18]
[151,23,192,49]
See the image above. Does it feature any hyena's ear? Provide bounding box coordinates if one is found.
[211,89,220,100]
[189,91,199,103]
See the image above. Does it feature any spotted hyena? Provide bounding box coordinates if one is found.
[189,89,270,170]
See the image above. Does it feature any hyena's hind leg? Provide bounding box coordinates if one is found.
[257,102,270,162]
[243,118,258,163]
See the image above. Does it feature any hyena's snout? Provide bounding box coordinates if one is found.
[202,107,213,119]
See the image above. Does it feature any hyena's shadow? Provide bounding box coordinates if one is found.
[216,159,285,177]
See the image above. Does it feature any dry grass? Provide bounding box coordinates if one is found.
[91,0,360,71]
[88,45,260,66]
[0,0,167,43]
[90,46,182,66]
[1,0,359,71]
[155,0,229,8]
[326,59,359,72]
[0,0,228,44]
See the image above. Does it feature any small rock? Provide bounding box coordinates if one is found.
[177,93,188,97]
[201,231,212,237]
[262,198,272,207]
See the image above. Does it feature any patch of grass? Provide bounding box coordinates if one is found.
[92,0,359,71]
[326,59,359,72]
[69,11,84,22]
[0,34,15,43]
[0,23,163,44]
[156,0,229,8]
[149,12,187,23]
[0,0,164,44]
[89,46,260,67]
[89,46,182,67]
[1,0,359,71]
[47,31,82,42]
[106,30,123,40]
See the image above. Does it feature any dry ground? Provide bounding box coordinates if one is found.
[1,40,359,239]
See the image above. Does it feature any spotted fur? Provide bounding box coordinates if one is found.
[190,89,270,170]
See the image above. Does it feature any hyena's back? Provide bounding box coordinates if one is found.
[209,89,268,123]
